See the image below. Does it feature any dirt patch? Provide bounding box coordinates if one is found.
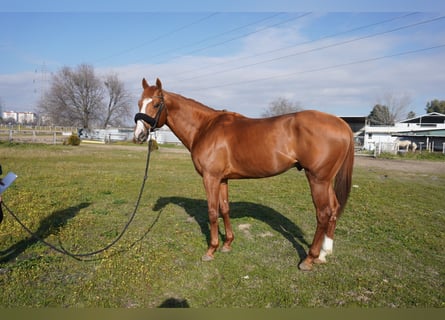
[354,155,445,174]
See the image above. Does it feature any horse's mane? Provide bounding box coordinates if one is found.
[166,91,249,121]
[167,91,215,112]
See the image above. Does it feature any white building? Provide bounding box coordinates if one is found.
[152,126,182,144]
[362,112,445,152]
[2,111,37,124]
[2,111,17,122]
[17,112,37,124]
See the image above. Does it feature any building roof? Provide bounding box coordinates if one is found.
[399,112,445,124]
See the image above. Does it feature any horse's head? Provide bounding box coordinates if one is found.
[133,78,167,143]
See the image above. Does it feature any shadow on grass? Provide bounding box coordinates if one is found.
[153,197,309,260]
[158,297,190,308]
[0,202,91,263]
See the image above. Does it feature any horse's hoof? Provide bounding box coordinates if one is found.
[201,254,214,262]
[314,252,327,264]
[298,260,313,271]
[221,246,231,253]
[314,258,327,264]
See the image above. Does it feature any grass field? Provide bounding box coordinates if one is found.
[0,142,444,307]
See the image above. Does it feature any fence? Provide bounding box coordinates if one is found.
[0,126,77,144]
[0,125,137,145]
[371,142,398,156]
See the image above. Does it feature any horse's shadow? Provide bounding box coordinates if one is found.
[153,197,310,260]
[0,202,91,263]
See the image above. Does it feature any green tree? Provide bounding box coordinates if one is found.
[406,111,416,119]
[425,99,445,114]
[368,104,394,125]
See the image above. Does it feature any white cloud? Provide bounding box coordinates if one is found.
[2,14,445,119]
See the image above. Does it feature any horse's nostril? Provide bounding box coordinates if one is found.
[138,132,147,143]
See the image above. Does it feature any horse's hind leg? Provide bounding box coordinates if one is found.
[312,182,340,265]
[316,203,337,264]
[299,177,339,271]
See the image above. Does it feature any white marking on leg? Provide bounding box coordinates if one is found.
[318,235,334,263]
[318,250,327,263]
[322,235,334,254]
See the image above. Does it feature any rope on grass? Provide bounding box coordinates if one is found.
[1,138,158,261]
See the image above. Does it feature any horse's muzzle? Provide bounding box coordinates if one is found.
[134,113,157,143]
[134,122,148,143]
[134,113,157,127]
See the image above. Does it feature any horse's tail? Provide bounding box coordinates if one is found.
[334,132,354,216]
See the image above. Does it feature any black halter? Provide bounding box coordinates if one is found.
[134,95,165,131]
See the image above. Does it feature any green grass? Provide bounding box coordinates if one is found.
[0,142,444,307]
[377,151,445,161]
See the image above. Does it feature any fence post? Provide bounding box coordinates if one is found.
[53,132,56,144]
[9,129,13,142]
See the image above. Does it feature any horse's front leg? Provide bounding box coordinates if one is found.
[219,179,234,253]
[202,175,221,261]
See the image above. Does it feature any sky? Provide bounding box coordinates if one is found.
[1,1,444,120]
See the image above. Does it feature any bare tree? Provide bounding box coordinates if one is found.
[261,97,302,117]
[37,64,132,129]
[102,73,132,128]
[38,64,104,128]
[0,97,3,122]
[376,91,412,122]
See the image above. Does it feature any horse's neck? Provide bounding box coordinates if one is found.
[165,92,216,150]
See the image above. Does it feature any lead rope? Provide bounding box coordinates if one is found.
[0,137,157,261]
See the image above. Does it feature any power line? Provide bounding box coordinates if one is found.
[182,12,312,57]
[171,12,419,80]
[94,12,219,64]
[131,12,311,67]
[177,14,445,82]
[144,12,287,64]
[198,44,445,90]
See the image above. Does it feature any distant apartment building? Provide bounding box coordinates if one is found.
[2,111,17,122]
[2,111,37,124]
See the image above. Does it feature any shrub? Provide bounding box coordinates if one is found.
[149,138,159,151]
[64,134,81,146]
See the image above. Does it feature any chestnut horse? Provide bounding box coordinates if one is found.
[134,78,354,271]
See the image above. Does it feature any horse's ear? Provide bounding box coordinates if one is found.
[156,78,162,91]
[142,78,149,89]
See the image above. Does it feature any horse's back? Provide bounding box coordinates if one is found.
[209,110,352,156]
[293,110,351,132]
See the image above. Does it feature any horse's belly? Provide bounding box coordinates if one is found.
[227,151,296,179]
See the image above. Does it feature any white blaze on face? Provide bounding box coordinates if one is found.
[134,98,153,139]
